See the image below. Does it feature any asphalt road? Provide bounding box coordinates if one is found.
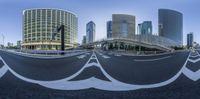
[96,51,189,84]
[0,50,92,80]
[0,50,200,99]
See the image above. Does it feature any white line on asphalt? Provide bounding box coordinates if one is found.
[115,54,121,56]
[77,54,86,59]
[188,58,200,63]
[190,51,200,58]
[0,51,197,91]
[0,57,9,79]
[102,55,110,59]
[134,56,171,62]
[96,51,110,59]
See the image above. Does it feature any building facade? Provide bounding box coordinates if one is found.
[82,35,86,44]
[17,40,21,49]
[140,21,152,35]
[86,21,95,43]
[158,9,183,46]
[107,21,112,38]
[187,32,193,48]
[7,42,13,47]
[22,8,78,50]
[112,14,136,39]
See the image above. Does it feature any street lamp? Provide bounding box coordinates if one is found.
[2,34,5,48]
[52,25,65,54]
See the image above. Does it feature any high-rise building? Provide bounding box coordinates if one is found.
[112,14,135,39]
[22,8,78,50]
[86,21,95,43]
[158,9,183,46]
[137,23,142,34]
[17,40,21,48]
[187,32,193,48]
[107,21,112,38]
[82,35,86,44]
[140,21,152,35]
[7,42,13,47]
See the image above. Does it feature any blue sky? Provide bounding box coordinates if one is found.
[0,0,199,45]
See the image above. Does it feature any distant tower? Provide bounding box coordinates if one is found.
[187,32,193,48]
[158,9,183,46]
[137,23,142,34]
[86,21,95,43]
[112,14,135,39]
[107,21,112,38]
[82,35,86,44]
[141,21,152,35]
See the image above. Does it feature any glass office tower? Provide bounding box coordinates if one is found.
[86,21,95,43]
[187,32,193,48]
[107,21,112,38]
[158,9,183,46]
[141,21,152,35]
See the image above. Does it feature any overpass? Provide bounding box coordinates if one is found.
[82,35,180,52]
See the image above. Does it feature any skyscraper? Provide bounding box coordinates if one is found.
[141,21,152,35]
[17,40,21,49]
[187,32,193,48]
[22,8,78,50]
[158,9,183,46]
[137,23,142,34]
[86,21,95,43]
[82,35,86,44]
[112,14,135,39]
[107,21,112,38]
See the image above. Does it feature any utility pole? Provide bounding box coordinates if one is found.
[2,34,4,48]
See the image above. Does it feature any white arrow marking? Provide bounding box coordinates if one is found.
[188,58,200,63]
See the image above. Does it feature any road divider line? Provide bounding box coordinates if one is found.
[77,54,86,59]
[102,55,110,59]
[134,56,171,62]
[115,54,121,56]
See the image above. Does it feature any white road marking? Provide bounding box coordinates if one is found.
[190,55,200,58]
[0,51,199,91]
[0,57,9,79]
[182,51,200,81]
[102,55,110,59]
[182,67,200,81]
[188,58,200,63]
[77,54,86,59]
[115,54,121,56]
[134,56,171,62]
[96,51,110,59]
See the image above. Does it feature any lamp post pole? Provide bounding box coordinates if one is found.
[52,25,65,55]
[2,34,4,48]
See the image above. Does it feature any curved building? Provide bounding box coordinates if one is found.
[22,8,78,50]
[158,9,183,46]
[112,14,135,39]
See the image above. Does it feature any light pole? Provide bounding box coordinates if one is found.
[52,25,65,55]
[2,34,4,48]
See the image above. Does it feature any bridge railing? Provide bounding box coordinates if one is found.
[12,49,87,56]
[93,35,180,50]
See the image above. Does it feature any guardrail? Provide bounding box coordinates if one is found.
[2,49,89,59]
